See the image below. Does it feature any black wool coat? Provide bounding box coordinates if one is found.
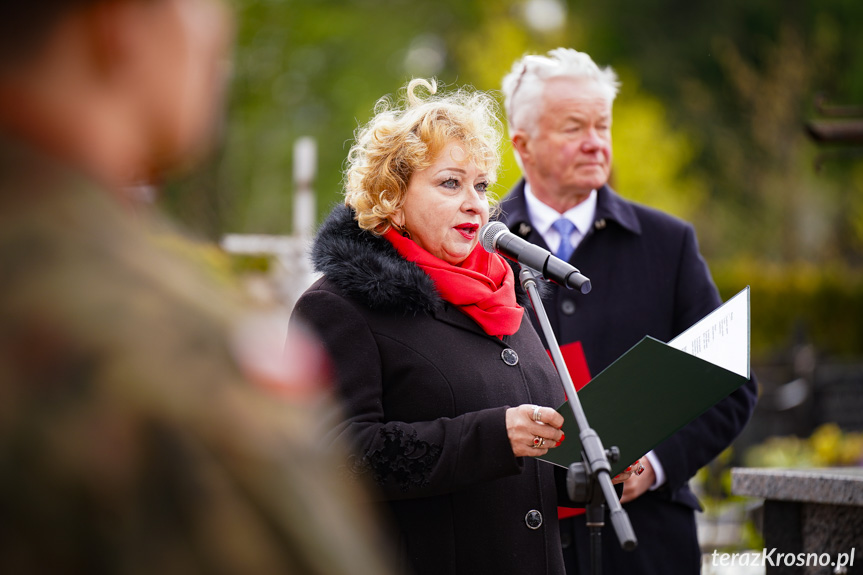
[498,181,759,575]
[291,205,575,575]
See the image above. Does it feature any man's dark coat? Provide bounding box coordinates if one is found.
[498,181,758,574]
[291,205,582,575]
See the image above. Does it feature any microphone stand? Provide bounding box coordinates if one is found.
[518,265,637,575]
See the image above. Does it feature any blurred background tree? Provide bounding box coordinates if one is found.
[161,0,863,360]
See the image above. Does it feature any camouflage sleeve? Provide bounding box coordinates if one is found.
[0,209,395,574]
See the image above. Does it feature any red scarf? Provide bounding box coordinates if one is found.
[384,228,524,337]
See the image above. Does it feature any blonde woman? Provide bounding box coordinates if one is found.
[291,79,629,574]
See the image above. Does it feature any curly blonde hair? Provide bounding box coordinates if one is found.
[344,78,502,234]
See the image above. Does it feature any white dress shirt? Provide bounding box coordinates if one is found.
[524,183,596,255]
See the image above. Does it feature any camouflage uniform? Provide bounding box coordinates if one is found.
[0,136,394,575]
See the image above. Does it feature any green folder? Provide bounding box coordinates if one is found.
[538,336,750,476]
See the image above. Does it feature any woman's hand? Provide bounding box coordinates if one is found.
[506,404,565,457]
[619,458,654,501]
[612,459,646,486]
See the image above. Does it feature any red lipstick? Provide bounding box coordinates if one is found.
[455,223,479,240]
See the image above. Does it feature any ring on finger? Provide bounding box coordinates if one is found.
[532,405,543,423]
[532,436,543,448]
[635,462,645,476]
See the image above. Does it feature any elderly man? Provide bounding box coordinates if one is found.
[497,48,758,574]
[0,1,392,573]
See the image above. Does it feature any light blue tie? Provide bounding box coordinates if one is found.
[552,218,577,262]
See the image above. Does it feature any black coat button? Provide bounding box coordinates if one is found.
[525,509,543,530]
[501,348,519,366]
[561,299,576,315]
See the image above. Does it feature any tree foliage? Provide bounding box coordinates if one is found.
[162,0,863,270]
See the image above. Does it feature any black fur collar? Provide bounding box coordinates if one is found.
[310,204,443,314]
[310,204,537,315]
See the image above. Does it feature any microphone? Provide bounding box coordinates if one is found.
[480,221,592,294]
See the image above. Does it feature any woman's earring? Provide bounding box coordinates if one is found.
[394,222,412,240]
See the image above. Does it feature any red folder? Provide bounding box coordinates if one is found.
[547,341,591,519]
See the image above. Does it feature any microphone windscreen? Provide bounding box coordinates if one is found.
[479,221,508,253]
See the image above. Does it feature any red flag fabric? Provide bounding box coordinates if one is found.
[549,341,592,519]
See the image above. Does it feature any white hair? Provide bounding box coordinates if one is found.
[502,48,620,135]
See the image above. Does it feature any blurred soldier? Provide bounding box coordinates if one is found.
[0,1,394,573]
